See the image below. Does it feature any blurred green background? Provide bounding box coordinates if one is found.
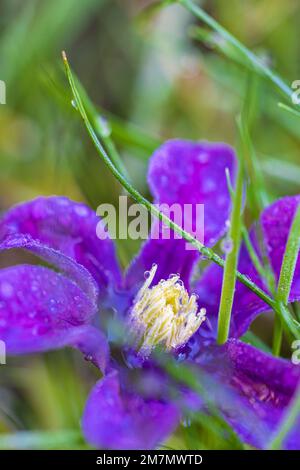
[0,0,300,449]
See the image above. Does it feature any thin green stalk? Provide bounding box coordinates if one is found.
[226,166,267,281]
[273,205,300,354]
[217,155,244,344]
[278,102,300,119]
[239,112,269,215]
[268,385,300,449]
[272,316,283,356]
[178,0,292,100]
[62,51,278,312]
[242,227,267,280]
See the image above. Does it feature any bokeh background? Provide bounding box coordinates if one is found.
[0,0,300,449]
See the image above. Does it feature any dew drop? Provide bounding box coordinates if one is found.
[97,116,111,137]
[74,205,89,217]
[159,175,168,187]
[31,326,39,336]
[0,282,14,299]
[197,151,209,163]
[202,178,216,193]
[71,99,78,110]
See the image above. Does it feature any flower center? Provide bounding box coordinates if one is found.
[128,264,206,357]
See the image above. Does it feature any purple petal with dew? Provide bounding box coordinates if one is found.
[0,196,122,296]
[0,234,99,304]
[261,195,300,301]
[125,139,236,290]
[194,195,300,339]
[0,264,108,372]
[184,338,300,449]
[82,369,180,450]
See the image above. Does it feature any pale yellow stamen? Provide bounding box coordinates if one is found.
[128,264,206,357]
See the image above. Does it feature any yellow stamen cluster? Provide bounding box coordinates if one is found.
[128,264,206,357]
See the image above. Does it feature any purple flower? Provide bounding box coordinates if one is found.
[0,139,299,449]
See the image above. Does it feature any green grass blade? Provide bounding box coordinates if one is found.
[178,0,292,101]
[217,130,244,344]
[278,102,300,119]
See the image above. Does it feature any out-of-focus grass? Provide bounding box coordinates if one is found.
[1,0,300,449]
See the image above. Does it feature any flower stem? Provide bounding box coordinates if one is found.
[217,137,244,344]
[226,164,267,281]
[62,51,278,314]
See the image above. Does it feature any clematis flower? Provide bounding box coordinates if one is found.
[0,139,299,450]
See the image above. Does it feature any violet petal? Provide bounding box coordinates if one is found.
[0,196,122,295]
[0,234,99,305]
[126,140,236,290]
[82,369,179,450]
[261,195,300,301]
[190,339,300,449]
[0,264,108,372]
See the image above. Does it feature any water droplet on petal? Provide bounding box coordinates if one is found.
[197,151,209,163]
[74,205,89,217]
[0,282,14,299]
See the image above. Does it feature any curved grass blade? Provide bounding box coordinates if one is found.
[178,0,292,101]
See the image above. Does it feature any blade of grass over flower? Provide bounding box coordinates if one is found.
[62,51,279,311]
[177,0,293,101]
[267,384,300,449]
[217,130,244,344]
[242,227,267,281]
[156,352,244,448]
[226,157,267,282]
[273,205,300,355]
